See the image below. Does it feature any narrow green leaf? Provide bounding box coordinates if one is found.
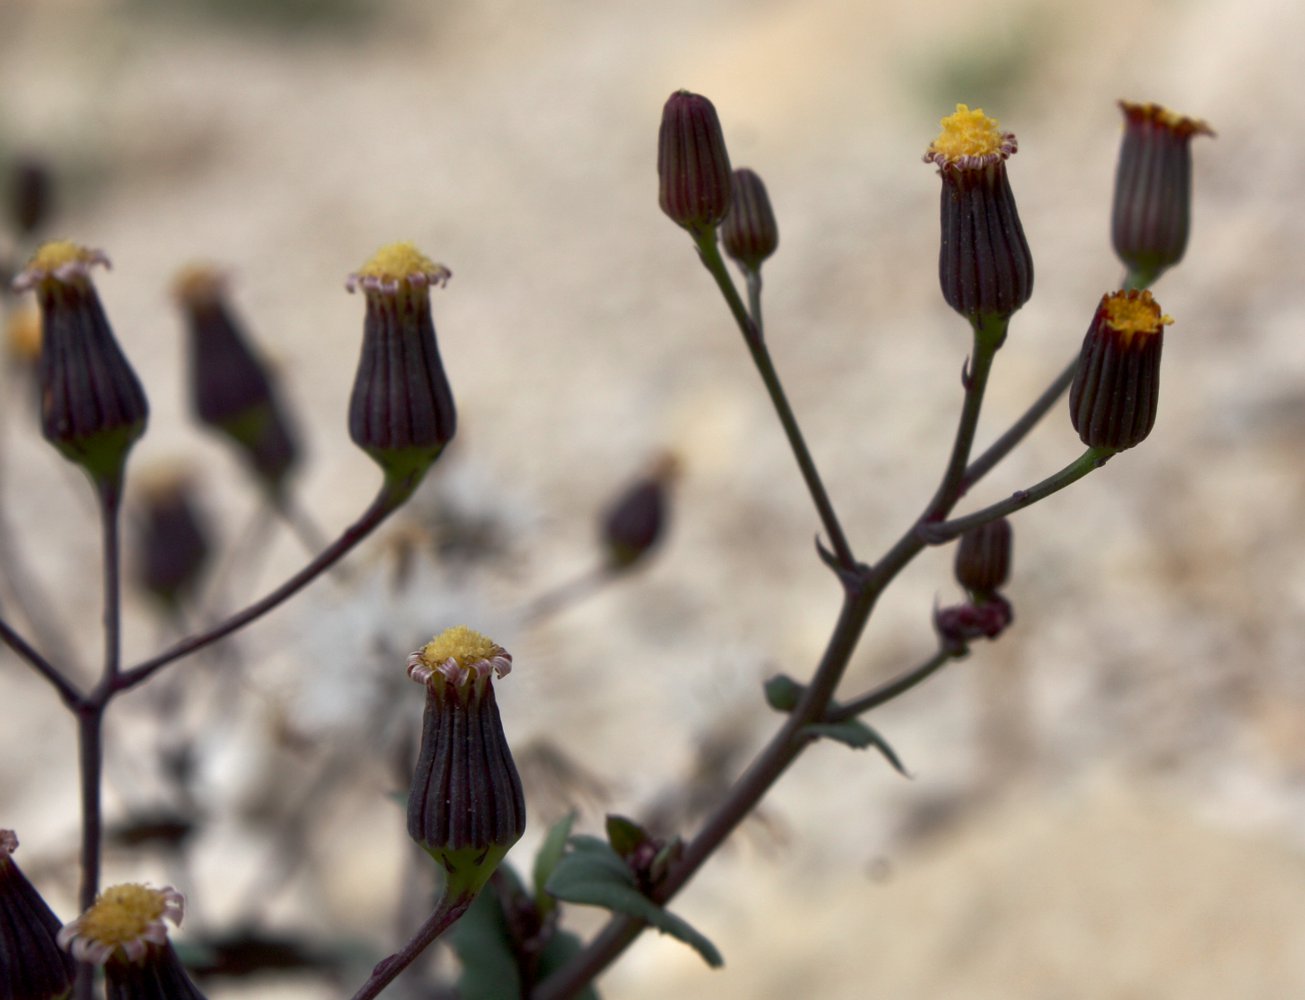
[546,840,723,968]
[448,883,522,1000]
[537,928,602,1000]
[802,722,912,777]
[534,812,577,915]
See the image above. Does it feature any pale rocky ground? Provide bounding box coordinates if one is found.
[1,1,1304,998]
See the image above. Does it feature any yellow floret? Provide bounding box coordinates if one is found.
[78,884,167,948]
[930,104,1005,160]
[355,242,444,283]
[28,240,99,273]
[1103,290,1174,340]
[422,625,502,668]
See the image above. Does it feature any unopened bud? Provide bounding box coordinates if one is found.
[9,156,54,237]
[601,455,676,570]
[722,168,779,271]
[0,830,76,1000]
[658,90,733,238]
[174,265,300,495]
[134,471,212,610]
[954,517,1012,596]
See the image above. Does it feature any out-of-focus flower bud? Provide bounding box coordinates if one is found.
[347,243,456,492]
[658,90,733,239]
[174,265,300,496]
[13,241,148,485]
[9,155,54,237]
[954,516,1012,596]
[924,104,1033,337]
[1069,289,1172,451]
[601,454,677,571]
[934,594,1013,652]
[134,471,212,611]
[1112,101,1213,287]
[722,168,779,271]
[406,626,525,895]
[0,830,76,1000]
[58,884,206,1000]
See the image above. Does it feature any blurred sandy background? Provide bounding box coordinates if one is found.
[2,0,1304,997]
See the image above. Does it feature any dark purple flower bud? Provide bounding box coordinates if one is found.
[174,265,300,495]
[924,105,1033,336]
[954,516,1012,596]
[0,830,76,1000]
[601,455,676,571]
[134,472,212,610]
[722,168,779,271]
[1112,101,1214,286]
[9,155,54,237]
[1069,290,1171,451]
[13,242,148,484]
[934,594,1014,651]
[406,627,525,895]
[658,90,733,238]
[347,243,456,492]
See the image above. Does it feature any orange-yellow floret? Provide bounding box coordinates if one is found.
[76,884,169,949]
[421,625,502,669]
[928,105,1007,162]
[1102,290,1173,345]
[351,242,450,289]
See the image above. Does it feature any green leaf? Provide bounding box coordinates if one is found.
[803,722,912,777]
[604,814,651,860]
[763,673,803,712]
[534,813,577,916]
[546,839,723,968]
[448,882,522,1000]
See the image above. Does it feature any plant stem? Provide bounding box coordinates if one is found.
[0,614,82,706]
[695,234,857,573]
[826,645,957,722]
[919,446,1115,545]
[117,476,410,691]
[349,889,476,1000]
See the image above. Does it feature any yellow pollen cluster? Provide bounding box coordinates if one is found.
[28,240,99,273]
[78,884,168,948]
[421,625,502,668]
[1103,290,1173,341]
[930,104,1005,160]
[355,242,447,284]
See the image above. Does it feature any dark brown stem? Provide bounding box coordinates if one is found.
[349,890,476,1000]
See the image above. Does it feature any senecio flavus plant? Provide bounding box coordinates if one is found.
[0,88,1210,1000]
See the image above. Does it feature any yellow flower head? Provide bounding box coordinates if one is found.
[924,104,1017,170]
[12,240,110,292]
[58,883,184,966]
[347,241,452,295]
[407,625,512,688]
[1101,289,1174,347]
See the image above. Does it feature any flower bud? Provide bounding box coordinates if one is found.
[924,105,1033,334]
[347,243,456,490]
[601,455,676,571]
[0,830,76,1000]
[134,471,212,610]
[658,90,732,238]
[1112,101,1213,286]
[9,155,54,237]
[954,516,1012,596]
[1069,289,1172,451]
[722,168,779,271]
[13,242,148,484]
[58,884,206,1000]
[174,265,300,495]
[406,626,525,895]
[934,594,1013,652]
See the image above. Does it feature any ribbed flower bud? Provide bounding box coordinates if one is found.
[347,243,456,490]
[134,471,212,611]
[1112,101,1214,286]
[58,884,206,1000]
[174,265,300,496]
[954,516,1012,596]
[406,626,525,895]
[722,168,779,271]
[1069,289,1172,451]
[658,90,733,239]
[13,242,148,484]
[924,105,1033,336]
[601,455,676,571]
[0,830,76,1000]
